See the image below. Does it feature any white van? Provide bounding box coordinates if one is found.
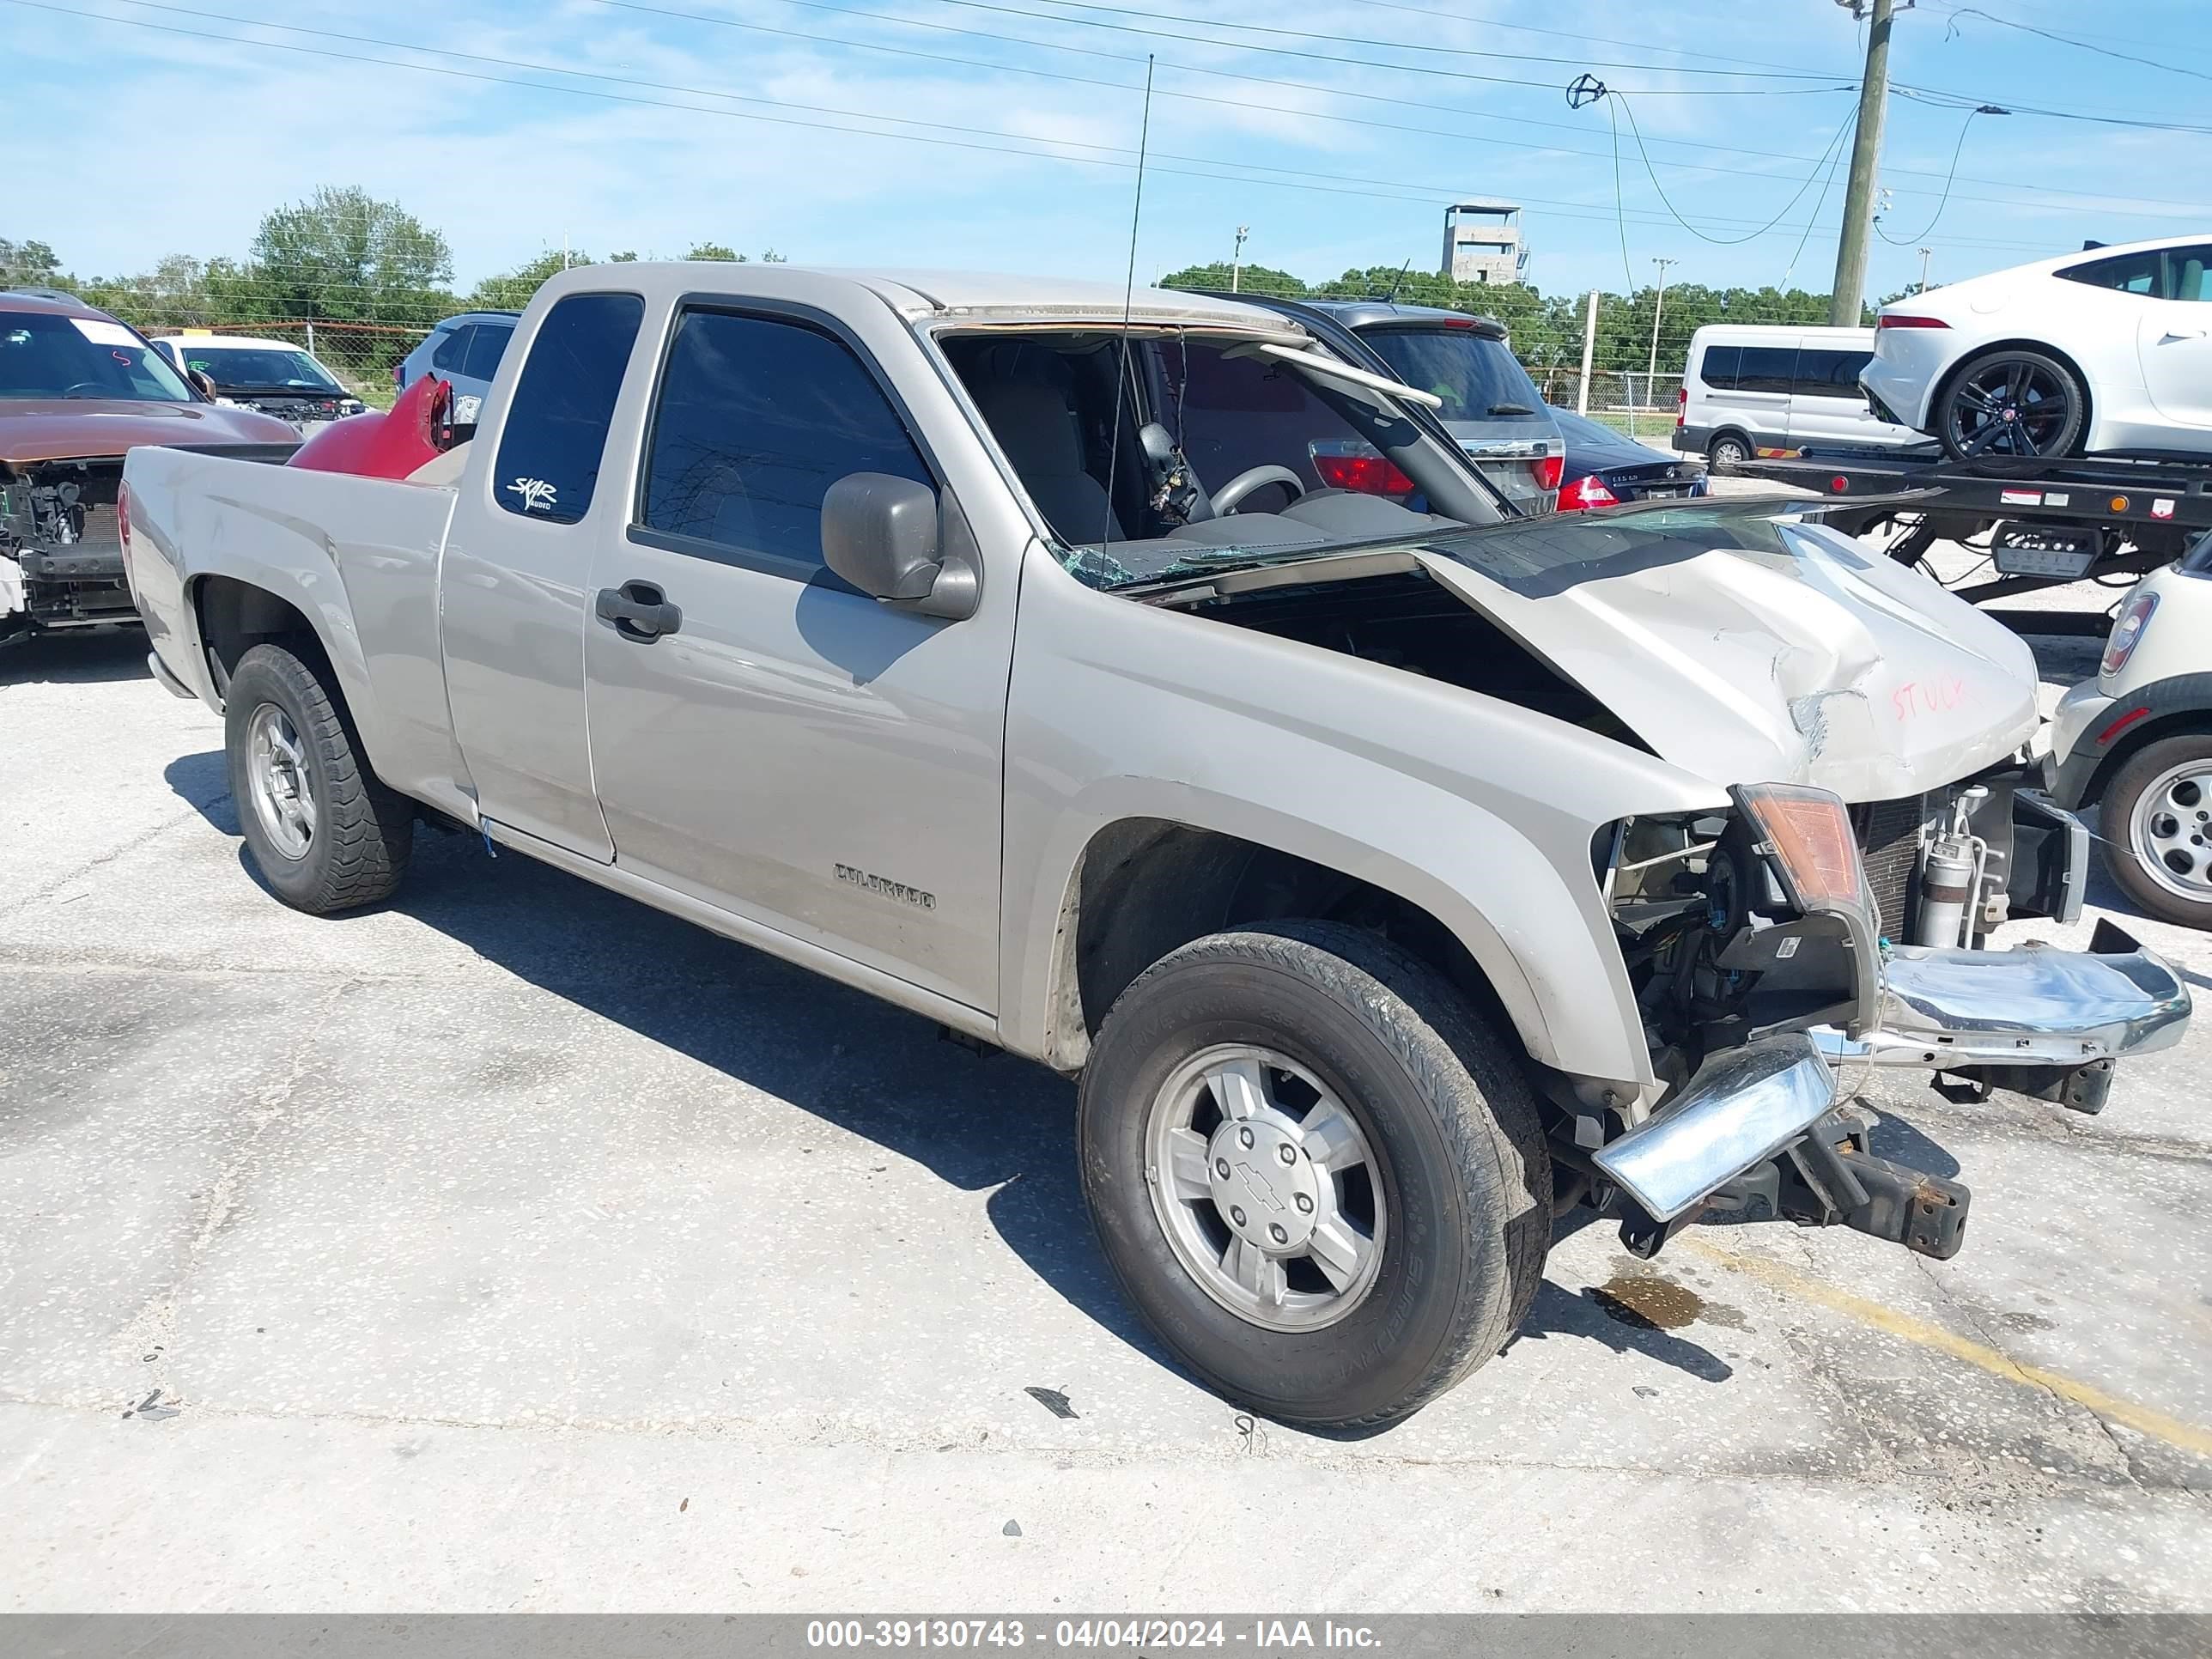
[1674,325,1925,464]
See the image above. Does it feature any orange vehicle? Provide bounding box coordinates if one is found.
[2,287,296,642]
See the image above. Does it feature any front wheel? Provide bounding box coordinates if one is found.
[225,641,412,914]
[2100,734,2212,930]
[1078,921,1551,1429]
[1937,348,2086,460]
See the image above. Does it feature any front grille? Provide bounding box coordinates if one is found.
[1853,794,1928,941]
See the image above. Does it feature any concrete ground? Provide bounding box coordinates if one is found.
[3,594,2209,1613]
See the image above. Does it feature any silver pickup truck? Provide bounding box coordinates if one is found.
[121,266,2190,1428]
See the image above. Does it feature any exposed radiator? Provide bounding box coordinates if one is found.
[1854,794,1928,942]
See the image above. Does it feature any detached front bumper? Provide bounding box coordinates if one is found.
[1588,923,2189,1260]
[1814,921,2190,1073]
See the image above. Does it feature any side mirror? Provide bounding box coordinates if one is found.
[821,472,980,621]
[185,368,217,400]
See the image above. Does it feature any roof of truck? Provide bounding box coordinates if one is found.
[851,270,1290,328]
[523,263,1303,334]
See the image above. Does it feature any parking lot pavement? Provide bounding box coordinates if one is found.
[3,627,2209,1613]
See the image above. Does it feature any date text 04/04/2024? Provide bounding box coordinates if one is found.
[805,1622,1382,1650]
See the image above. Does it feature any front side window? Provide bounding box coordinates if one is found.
[0,309,193,403]
[639,308,932,574]
[490,293,643,525]
[2059,250,2161,295]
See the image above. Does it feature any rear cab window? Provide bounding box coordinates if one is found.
[490,294,645,524]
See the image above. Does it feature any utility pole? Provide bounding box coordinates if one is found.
[1917,245,1933,295]
[1231,225,1249,293]
[1646,257,1676,410]
[1829,0,1896,325]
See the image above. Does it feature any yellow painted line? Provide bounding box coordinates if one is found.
[1679,1236,2212,1460]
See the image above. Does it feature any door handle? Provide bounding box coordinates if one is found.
[2159,328,2208,343]
[595,580,682,641]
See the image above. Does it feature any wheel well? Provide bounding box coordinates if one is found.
[191,575,326,699]
[1930,337,2094,441]
[1707,427,1753,457]
[2080,709,2212,807]
[1043,817,1512,1072]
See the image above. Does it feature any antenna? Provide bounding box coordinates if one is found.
[1098,54,1155,550]
[1382,258,1412,303]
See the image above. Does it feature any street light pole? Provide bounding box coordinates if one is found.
[1231,225,1249,293]
[1917,245,1933,295]
[1647,257,1676,411]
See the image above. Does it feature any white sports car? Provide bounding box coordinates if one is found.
[1862,233,2212,461]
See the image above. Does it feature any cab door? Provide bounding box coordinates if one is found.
[2139,243,2212,431]
[439,290,647,860]
[580,297,1015,1012]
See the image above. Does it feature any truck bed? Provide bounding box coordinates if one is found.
[123,444,460,803]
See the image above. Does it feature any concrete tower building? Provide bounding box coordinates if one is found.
[1440,201,1526,285]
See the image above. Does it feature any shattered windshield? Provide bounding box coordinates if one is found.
[1101,498,1858,595]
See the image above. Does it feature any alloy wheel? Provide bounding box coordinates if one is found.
[246,702,317,860]
[1143,1044,1386,1332]
[2130,760,2212,905]
[1945,356,2075,458]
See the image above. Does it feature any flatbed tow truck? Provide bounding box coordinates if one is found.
[1722,445,2212,635]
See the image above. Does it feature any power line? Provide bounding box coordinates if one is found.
[1345,0,1846,78]
[1928,3,2212,81]
[896,0,1856,94]
[1612,91,1860,246]
[635,0,2212,210]
[1876,104,2004,245]
[10,0,2076,256]
[992,0,1851,80]
[580,0,2212,217]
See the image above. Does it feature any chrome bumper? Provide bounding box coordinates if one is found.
[1593,1036,1838,1222]
[1814,922,2191,1069]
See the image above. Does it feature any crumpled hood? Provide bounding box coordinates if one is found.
[1414,501,2041,802]
[0,398,299,464]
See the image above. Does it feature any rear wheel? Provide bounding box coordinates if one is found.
[1937,348,2087,460]
[2100,734,2212,930]
[1706,431,1751,467]
[1078,921,1551,1428]
[225,642,412,914]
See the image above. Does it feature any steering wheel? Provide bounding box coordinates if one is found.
[1209,465,1307,517]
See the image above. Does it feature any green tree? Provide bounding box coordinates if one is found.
[0,236,64,288]
[468,248,588,312]
[252,186,452,319]
[686,241,744,262]
[1158,261,1306,298]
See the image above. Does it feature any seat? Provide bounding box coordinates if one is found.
[973,380,1125,544]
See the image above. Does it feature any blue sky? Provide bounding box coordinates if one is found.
[8,0,2210,301]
